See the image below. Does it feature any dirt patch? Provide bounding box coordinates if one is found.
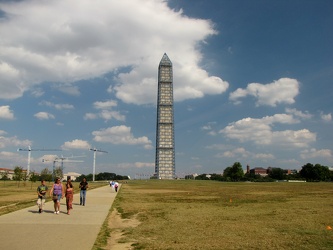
[106,209,141,250]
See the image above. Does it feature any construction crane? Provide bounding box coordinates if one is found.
[42,155,84,181]
[89,148,108,181]
[57,154,86,171]
[17,146,61,176]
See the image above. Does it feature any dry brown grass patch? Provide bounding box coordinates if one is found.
[112,180,333,250]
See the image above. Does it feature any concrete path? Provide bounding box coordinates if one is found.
[0,184,118,250]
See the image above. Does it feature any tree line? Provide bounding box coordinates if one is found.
[194,162,333,182]
[0,166,129,184]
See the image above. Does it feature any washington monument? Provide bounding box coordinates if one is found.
[155,53,175,179]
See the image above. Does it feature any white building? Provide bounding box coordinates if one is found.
[63,172,81,181]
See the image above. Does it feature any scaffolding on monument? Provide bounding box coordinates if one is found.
[155,53,175,179]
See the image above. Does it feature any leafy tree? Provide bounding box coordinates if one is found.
[194,174,210,180]
[244,172,264,182]
[0,170,9,186]
[299,163,313,180]
[268,168,285,180]
[77,174,93,182]
[76,173,129,182]
[86,174,93,181]
[314,164,330,181]
[96,172,116,181]
[300,163,331,181]
[223,167,232,179]
[22,171,29,186]
[223,162,244,181]
[209,174,224,181]
[40,168,52,182]
[29,171,39,189]
[116,175,129,180]
[0,170,9,180]
[13,166,24,187]
[53,166,63,181]
[76,174,86,182]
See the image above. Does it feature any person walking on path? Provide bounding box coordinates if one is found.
[36,179,48,213]
[110,180,115,191]
[65,180,74,215]
[114,181,119,192]
[50,177,64,214]
[79,177,89,206]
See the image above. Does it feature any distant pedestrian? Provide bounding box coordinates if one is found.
[65,180,74,215]
[36,179,48,213]
[50,177,65,214]
[79,178,89,206]
[114,181,119,192]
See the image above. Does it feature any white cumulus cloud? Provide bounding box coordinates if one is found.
[320,112,332,122]
[229,78,299,106]
[0,106,15,120]
[92,125,152,149]
[61,139,91,150]
[216,147,250,158]
[254,153,275,160]
[220,114,316,148]
[285,108,312,119]
[134,162,155,168]
[93,100,118,109]
[300,148,332,160]
[84,99,125,122]
[34,112,55,120]
[0,0,228,104]
[0,134,31,149]
[39,101,74,110]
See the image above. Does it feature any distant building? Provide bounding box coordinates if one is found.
[249,166,298,177]
[63,172,81,181]
[0,168,14,180]
[250,167,268,177]
[246,164,250,174]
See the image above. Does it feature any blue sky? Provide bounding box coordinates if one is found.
[0,0,332,178]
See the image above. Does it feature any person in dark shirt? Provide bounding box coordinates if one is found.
[79,178,89,206]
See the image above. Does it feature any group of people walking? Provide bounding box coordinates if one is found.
[37,177,89,215]
[109,180,119,192]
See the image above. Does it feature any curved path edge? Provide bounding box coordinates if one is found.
[0,184,118,250]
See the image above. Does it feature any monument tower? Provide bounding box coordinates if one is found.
[155,53,175,179]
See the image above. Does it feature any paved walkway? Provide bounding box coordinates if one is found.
[0,184,118,250]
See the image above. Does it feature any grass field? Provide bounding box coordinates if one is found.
[0,180,106,216]
[109,180,333,250]
[1,180,333,249]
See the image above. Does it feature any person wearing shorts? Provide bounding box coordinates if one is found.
[49,177,64,214]
[36,179,48,213]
